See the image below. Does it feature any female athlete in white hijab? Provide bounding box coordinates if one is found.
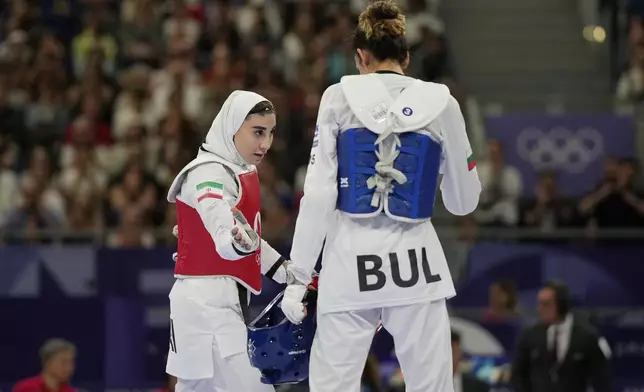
[165,90,297,392]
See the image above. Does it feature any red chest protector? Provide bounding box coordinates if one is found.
[174,170,263,293]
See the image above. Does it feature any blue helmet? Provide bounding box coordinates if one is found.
[247,288,317,385]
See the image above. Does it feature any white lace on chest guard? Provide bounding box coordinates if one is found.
[340,75,450,216]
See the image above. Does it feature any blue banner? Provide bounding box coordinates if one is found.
[485,114,635,196]
[2,246,644,390]
[452,242,644,308]
[0,246,286,387]
[0,298,105,382]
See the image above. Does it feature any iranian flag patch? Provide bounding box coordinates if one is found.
[466,148,476,171]
[196,181,224,202]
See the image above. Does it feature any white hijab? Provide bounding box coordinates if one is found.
[200,90,269,167]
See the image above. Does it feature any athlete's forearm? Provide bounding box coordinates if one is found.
[196,198,252,260]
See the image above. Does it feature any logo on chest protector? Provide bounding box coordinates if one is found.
[254,212,261,265]
[356,248,442,292]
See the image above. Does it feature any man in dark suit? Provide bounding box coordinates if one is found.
[452,330,490,392]
[511,282,612,392]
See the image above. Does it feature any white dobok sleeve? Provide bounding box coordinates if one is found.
[289,86,340,284]
[260,239,291,283]
[185,162,250,261]
[437,96,481,215]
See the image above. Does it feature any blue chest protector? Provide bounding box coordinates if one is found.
[337,127,442,221]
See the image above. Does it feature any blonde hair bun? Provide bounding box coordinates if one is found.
[358,0,406,40]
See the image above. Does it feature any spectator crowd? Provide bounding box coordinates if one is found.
[2,0,642,251]
[0,0,457,249]
[472,139,644,232]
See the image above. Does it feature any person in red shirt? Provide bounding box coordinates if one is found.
[13,339,76,392]
[154,373,176,392]
[482,279,520,323]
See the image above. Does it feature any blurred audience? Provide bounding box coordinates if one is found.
[482,279,520,323]
[155,373,177,392]
[12,338,76,392]
[474,140,523,227]
[519,172,574,231]
[452,330,490,392]
[578,157,644,228]
[616,42,644,105]
[0,0,464,247]
[617,13,644,107]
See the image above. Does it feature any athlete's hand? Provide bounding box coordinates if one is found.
[231,207,260,253]
[231,226,252,250]
[281,284,308,324]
